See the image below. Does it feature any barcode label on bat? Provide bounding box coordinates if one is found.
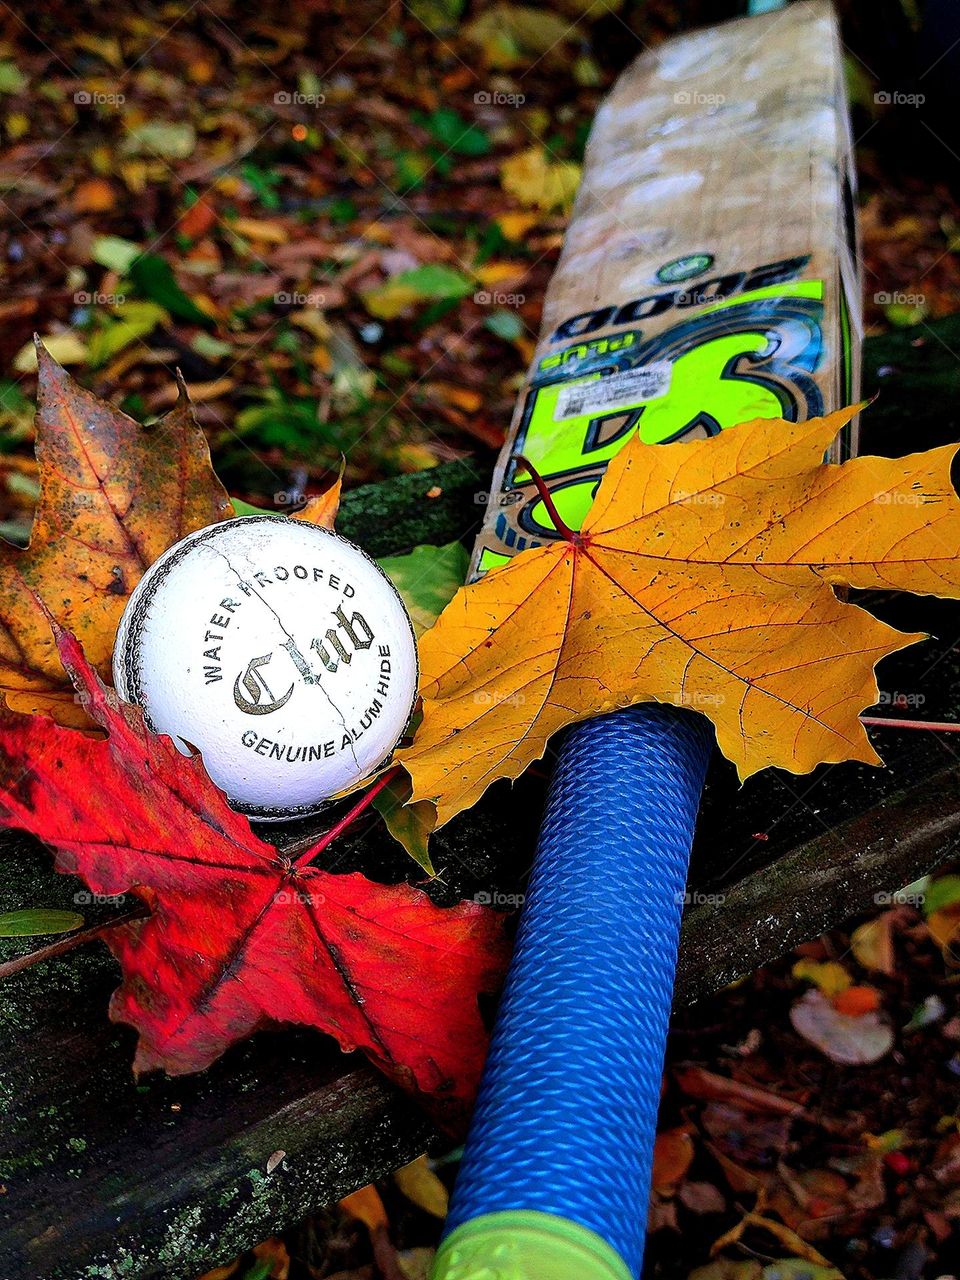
[554,363,672,421]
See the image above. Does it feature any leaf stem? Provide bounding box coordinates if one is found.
[294,767,400,868]
[861,715,960,733]
[513,454,579,543]
[0,906,149,981]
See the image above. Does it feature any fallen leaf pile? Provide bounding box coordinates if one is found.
[0,627,507,1125]
[646,889,960,1272]
[399,405,960,827]
[0,0,611,513]
[0,0,950,540]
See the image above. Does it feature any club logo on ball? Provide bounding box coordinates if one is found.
[231,606,376,715]
[233,653,294,716]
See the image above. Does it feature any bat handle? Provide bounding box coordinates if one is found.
[431,704,712,1280]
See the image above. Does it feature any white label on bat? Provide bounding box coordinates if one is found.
[553,363,672,421]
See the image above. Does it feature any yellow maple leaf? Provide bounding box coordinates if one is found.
[464,5,576,68]
[496,211,539,240]
[393,1153,450,1218]
[500,146,581,213]
[792,959,852,997]
[398,406,960,828]
[474,261,528,288]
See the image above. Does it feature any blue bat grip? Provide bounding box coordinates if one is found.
[434,704,712,1280]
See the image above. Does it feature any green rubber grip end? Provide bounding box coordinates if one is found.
[430,1210,633,1280]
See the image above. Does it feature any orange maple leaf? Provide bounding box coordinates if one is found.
[292,457,344,529]
[398,406,960,827]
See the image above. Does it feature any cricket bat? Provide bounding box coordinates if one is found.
[433,3,861,1279]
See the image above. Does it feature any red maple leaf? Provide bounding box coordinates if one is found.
[0,629,508,1126]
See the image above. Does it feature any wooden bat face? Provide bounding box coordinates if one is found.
[470,0,861,581]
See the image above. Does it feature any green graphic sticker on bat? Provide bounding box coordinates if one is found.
[510,280,826,542]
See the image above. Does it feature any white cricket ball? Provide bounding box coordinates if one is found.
[113,515,419,821]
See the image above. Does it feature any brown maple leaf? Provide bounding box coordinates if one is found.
[0,343,232,726]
